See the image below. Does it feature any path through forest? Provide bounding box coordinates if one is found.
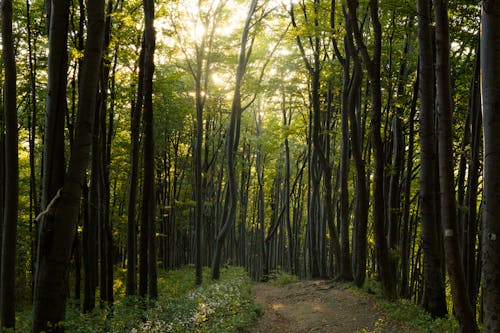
[246,280,410,333]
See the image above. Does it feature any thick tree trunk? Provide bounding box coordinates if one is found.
[434,0,478,331]
[348,53,368,288]
[417,0,447,317]
[0,0,18,327]
[481,2,500,331]
[41,0,69,212]
[32,1,105,331]
[348,0,396,299]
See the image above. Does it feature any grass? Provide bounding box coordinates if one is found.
[356,279,459,333]
[8,266,260,333]
[267,269,299,286]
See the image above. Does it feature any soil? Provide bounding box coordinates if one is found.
[245,280,411,333]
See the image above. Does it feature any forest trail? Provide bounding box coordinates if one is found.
[246,280,410,333]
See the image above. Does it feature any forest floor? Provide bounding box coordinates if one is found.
[245,280,411,333]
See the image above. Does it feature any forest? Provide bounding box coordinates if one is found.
[0,0,499,332]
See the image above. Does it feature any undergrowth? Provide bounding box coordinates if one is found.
[356,279,459,333]
[267,269,299,285]
[8,266,260,333]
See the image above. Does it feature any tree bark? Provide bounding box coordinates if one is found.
[0,0,18,327]
[32,1,105,331]
[416,0,447,317]
[348,0,396,299]
[41,0,69,213]
[126,40,145,296]
[434,0,478,331]
[211,0,258,280]
[142,0,157,299]
[481,1,500,331]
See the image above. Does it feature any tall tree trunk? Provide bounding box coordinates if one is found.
[0,0,18,327]
[0,70,4,295]
[256,114,267,280]
[400,74,418,299]
[126,41,145,296]
[32,1,105,331]
[211,0,258,280]
[462,49,481,312]
[339,52,353,281]
[334,10,368,286]
[97,0,114,305]
[347,49,368,288]
[348,0,396,299]
[417,0,447,317]
[26,0,40,293]
[434,0,478,331]
[481,1,500,331]
[40,0,69,213]
[142,0,157,299]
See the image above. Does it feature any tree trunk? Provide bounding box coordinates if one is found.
[32,1,105,331]
[481,1,500,331]
[26,0,40,292]
[40,0,69,213]
[211,0,258,280]
[463,55,481,311]
[348,0,396,299]
[417,0,447,316]
[126,40,145,296]
[142,0,157,300]
[434,0,478,331]
[0,0,18,327]
[400,74,418,299]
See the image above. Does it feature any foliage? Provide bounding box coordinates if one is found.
[355,280,459,333]
[267,269,299,286]
[9,266,259,333]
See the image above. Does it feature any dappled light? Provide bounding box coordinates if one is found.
[0,0,496,332]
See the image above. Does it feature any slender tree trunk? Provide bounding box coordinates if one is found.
[256,114,267,280]
[142,0,157,299]
[0,0,18,327]
[0,73,4,294]
[97,0,114,305]
[126,41,145,296]
[481,1,500,331]
[434,0,478,331]
[211,0,258,280]
[400,74,418,299]
[32,1,105,330]
[26,0,40,293]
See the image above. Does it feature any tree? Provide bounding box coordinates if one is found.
[32,0,105,330]
[211,0,260,280]
[417,0,447,318]
[40,0,68,219]
[481,1,500,331]
[433,0,477,331]
[0,0,18,328]
[126,40,144,296]
[141,0,157,299]
[347,0,396,299]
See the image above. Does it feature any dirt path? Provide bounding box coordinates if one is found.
[246,280,410,333]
